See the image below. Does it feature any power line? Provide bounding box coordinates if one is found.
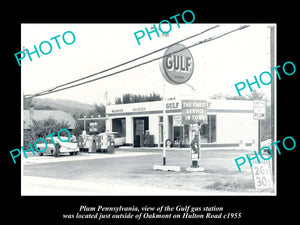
[24,25,249,98]
[24,25,220,98]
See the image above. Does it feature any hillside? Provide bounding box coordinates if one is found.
[32,98,93,117]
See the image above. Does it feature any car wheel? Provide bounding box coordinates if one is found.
[37,148,43,156]
[165,139,173,147]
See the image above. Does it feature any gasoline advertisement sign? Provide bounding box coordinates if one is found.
[250,155,273,189]
[89,122,98,132]
[181,100,208,125]
[159,44,194,85]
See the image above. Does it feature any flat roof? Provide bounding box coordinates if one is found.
[106,99,254,117]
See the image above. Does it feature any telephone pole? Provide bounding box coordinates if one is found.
[269,25,275,181]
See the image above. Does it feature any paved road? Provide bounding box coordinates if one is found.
[22,148,275,195]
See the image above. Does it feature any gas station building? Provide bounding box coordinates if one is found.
[105,99,258,149]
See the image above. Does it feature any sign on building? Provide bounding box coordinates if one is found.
[253,100,266,120]
[181,100,208,125]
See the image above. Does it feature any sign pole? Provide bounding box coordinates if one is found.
[187,122,204,172]
[153,82,181,171]
[191,123,202,168]
[258,119,261,152]
[154,43,194,172]
[84,116,86,132]
[198,123,202,162]
[269,25,275,182]
[253,100,265,152]
[162,82,167,165]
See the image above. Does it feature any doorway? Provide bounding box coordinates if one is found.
[174,126,183,145]
[133,117,149,147]
[112,118,126,137]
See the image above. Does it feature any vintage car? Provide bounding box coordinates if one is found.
[109,132,125,147]
[35,136,79,157]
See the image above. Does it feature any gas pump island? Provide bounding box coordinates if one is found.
[153,43,207,172]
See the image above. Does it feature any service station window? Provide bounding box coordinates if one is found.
[201,115,216,143]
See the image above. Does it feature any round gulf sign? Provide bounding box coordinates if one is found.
[160,44,194,85]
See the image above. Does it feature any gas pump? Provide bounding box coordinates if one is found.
[187,122,204,171]
[107,134,115,154]
[190,122,201,167]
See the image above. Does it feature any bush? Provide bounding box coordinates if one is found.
[23,118,70,149]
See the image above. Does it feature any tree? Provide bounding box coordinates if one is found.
[115,97,122,104]
[224,95,248,100]
[115,92,162,104]
[23,118,71,149]
[23,96,34,110]
[223,90,266,101]
[246,90,266,100]
[88,103,106,117]
[23,96,56,110]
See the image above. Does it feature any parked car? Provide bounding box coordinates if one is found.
[35,136,79,157]
[106,132,125,147]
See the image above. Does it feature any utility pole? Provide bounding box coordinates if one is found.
[269,25,275,181]
[104,91,109,105]
[162,83,167,165]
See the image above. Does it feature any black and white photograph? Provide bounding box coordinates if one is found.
[20,23,277,196]
[5,5,298,225]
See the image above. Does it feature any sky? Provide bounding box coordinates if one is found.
[21,23,275,105]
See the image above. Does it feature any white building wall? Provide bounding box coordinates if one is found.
[106,118,112,132]
[148,115,160,145]
[106,99,260,149]
[216,113,258,148]
[125,116,133,145]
